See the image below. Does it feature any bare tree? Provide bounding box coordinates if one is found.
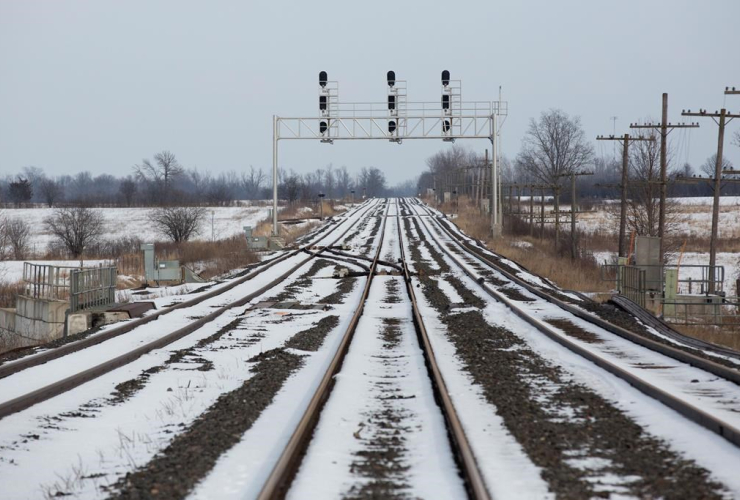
[240,166,266,200]
[38,178,63,207]
[5,218,30,259]
[622,130,685,252]
[44,207,104,258]
[700,154,734,192]
[733,130,740,148]
[335,166,353,198]
[282,172,301,205]
[206,174,233,206]
[324,164,335,198]
[358,167,387,197]
[700,154,732,177]
[133,151,184,202]
[8,177,33,207]
[517,110,594,185]
[516,109,593,245]
[0,217,9,261]
[150,206,206,242]
[119,177,138,206]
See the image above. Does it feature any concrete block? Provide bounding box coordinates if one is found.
[16,296,68,323]
[15,315,62,342]
[97,311,129,326]
[68,312,92,336]
[0,308,17,333]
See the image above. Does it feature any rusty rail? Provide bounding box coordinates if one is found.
[395,199,491,499]
[257,199,391,499]
[258,198,491,499]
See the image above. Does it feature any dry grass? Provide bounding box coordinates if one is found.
[438,198,612,294]
[673,324,740,351]
[0,279,24,308]
[154,236,260,280]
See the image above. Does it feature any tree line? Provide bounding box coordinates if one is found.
[420,108,740,239]
[0,153,415,208]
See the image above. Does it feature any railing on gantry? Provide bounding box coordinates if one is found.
[22,262,117,313]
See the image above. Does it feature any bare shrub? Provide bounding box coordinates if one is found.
[150,206,206,243]
[0,217,8,261]
[44,207,105,258]
[0,279,24,308]
[5,218,30,260]
[38,178,63,207]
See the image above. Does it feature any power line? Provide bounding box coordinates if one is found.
[630,93,700,263]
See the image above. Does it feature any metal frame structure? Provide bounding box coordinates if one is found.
[271,72,508,236]
[22,262,117,312]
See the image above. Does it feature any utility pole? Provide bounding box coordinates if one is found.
[630,94,699,263]
[557,171,593,260]
[529,185,535,236]
[540,187,545,238]
[610,116,618,160]
[682,99,740,294]
[597,134,655,257]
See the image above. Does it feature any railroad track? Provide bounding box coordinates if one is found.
[406,198,740,448]
[4,197,740,498]
[0,199,381,420]
[257,198,489,499]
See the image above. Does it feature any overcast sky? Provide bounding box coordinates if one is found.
[1,0,739,185]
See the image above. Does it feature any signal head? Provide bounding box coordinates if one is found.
[319,71,328,88]
[441,70,450,86]
[387,70,396,87]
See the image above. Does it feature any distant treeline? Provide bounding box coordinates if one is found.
[0,152,418,208]
[417,109,740,203]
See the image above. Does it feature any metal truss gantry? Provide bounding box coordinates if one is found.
[271,74,508,236]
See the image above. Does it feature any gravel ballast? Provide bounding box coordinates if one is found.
[108,312,344,499]
[408,214,726,499]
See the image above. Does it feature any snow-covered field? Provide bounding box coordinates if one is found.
[578,196,740,238]
[0,205,273,254]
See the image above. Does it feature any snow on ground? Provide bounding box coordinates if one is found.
[0,259,109,283]
[288,276,466,499]
[0,205,273,253]
[188,279,367,500]
[594,250,739,295]
[0,204,373,498]
[676,252,739,295]
[671,196,740,206]
[423,211,740,496]
[568,196,740,239]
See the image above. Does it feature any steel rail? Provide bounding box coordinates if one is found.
[410,200,740,448]
[395,199,491,500]
[257,199,391,499]
[417,201,740,385]
[610,295,740,361]
[0,200,374,380]
[0,200,380,420]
